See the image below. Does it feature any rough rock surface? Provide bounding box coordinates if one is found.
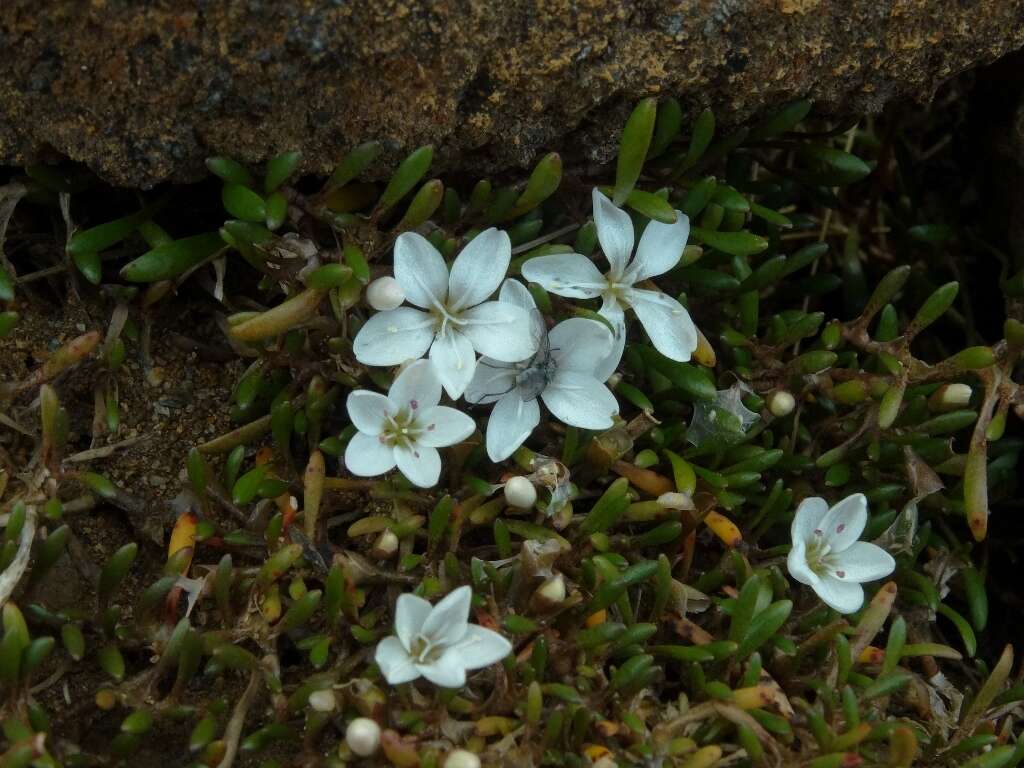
[1,1,1023,188]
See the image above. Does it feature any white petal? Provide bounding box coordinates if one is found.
[344,432,396,477]
[791,496,829,542]
[548,318,613,373]
[393,232,449,309]
[447,624,512,671]
[448,228,510,312]
[626,288,698,363]
[346,390,393,435]
[465,359,517,406]
[812,576,866,614]
[375,636,421,685]
[591,301,626,382]
[486,394,540,462]
[415,406,476,448]
[421,585,472,647]
[592,187,634,277]
[353,307,435,366]
[394,593,433,652]
[624,212,690,283]
[521,253,606,299]
[429,329,477,399]
[819,493,868,552]
[459,302,536,362]
[388,358,442,412]
[416,655,466,688]
[498,278,537,312]
[786,539,818,586]
[829,542,895,583]
[394,443,442,488]
[542,370,618,429]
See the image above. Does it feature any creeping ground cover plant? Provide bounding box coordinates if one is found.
[1,90,1024,767]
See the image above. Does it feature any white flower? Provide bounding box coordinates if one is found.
[353,229,537,399]
[374,585,512,688]
[464,279,619,462]
[344,359,475,488]
[521,188,697,381]
[787,493,896,614]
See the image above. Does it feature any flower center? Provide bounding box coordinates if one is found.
[429,302,467,339]
[804,533,835,577]
[381,409,421,449]
[409,634,445,664]
[604,274,630,302]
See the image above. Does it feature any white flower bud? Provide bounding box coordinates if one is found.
[345,717,381,757]
[768,390,796,418]
[444,749,482,768]
[504,476,537,509]
[372,529,399,560]
[366,276,405,311]
[929,383,972,412]
[308,689,336,712]
[657,492,695,510]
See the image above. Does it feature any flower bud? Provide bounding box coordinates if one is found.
[445,749,482,768]
[504,476,537,509]
[309,689,336,712]
[371,529,399,560]
[346,717,381,757]
[928,383,972,412]
[657,491,695,510]
[531,575,566,612]
[366,276,405,311]
[768,390,796,418]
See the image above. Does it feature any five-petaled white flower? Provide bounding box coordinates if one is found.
[375,585,512,688]
[522,188,697,381]
[787,493,895,614]
[344,360,475,488]
[353,229,537,399]
[465,279,619,461]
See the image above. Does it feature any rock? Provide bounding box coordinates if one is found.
[1,1,1023,188]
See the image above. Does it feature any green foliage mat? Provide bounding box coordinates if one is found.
[0,87,1022,768]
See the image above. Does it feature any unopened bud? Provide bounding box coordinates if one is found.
[366,276,405,311]
[346,717,381,757]
[309,689,336,712]
[504,476,537,509]
[531,575,566,612]
[657,492,695,510]
[444,749,482,768]
[371,529,399,560]
[768,390,796,418]
[928,383,972,412]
